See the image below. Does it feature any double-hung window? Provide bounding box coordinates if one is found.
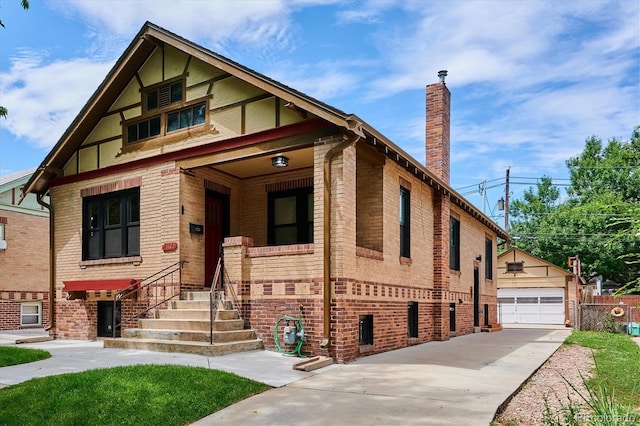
[399,187,411,258]
[485,238,493,279]
[450,217,460,270]
[268,187,313,245]
[83,188,140,260]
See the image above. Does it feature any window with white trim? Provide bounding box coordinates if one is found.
[21,302,42,326]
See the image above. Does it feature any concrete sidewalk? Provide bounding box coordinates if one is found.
[0,329,326,388]
[1,328,570,425]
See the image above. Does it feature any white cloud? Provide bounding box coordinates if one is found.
[0,51,111,149]
[59,0,295,54]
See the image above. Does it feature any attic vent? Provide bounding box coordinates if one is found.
[159,85,171,107]
[146,81,183,111]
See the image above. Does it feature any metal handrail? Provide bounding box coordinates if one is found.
[209,257,224,344]
[112,260,187,337]
[223,267,244,324]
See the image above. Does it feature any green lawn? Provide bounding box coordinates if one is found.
[0,364,269,425]
[564,331,640,410]
[0,346,51,367]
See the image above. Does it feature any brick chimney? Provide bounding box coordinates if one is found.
[425,70,451,184]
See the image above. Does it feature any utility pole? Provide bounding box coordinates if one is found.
[504,167,510,232]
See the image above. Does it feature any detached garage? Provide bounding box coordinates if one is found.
[498,287,565,324]
[497,248,577,325]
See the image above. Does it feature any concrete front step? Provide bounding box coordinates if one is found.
[139,318,244,332]
[170,300,211,310]
[123,328,257,343]
[109,290,258,358]
[181,291,211,301]
[155,308,238,321]
[104,337,264,356]
[138,318,210,331]
[156,309,210,320]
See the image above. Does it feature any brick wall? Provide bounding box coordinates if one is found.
[50,163,182,337]
[54,292,148,340]
[356,150,383,252]
[0,292,50,331]
[233,272,479,362]
[0,209,49,292]
[222,135,499,361]
[0,208,50,330]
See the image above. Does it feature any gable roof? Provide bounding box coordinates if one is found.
[498,247,573,277]
[21,21,508,240]
[0,167,37,189]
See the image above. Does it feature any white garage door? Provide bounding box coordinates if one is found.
[498,288,565,324]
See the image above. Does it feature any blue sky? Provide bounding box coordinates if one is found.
[1,0,638,221]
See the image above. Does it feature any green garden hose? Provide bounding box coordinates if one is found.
[273,311,306,357]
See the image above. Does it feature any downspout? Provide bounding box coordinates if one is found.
[36,193,55,332]
[320,131,361,350]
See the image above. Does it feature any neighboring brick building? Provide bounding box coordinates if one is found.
[22,22,508,362]
[0,168,50,330]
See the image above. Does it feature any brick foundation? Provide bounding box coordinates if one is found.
[238,277,493,363]
[0,291,50,331]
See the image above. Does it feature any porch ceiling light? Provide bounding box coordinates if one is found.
[271,155,289,168]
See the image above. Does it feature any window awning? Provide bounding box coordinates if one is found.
[63,279,138,292]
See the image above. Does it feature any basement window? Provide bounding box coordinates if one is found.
[359,315,374,346]
[21,302,42,326]
[407,302,418,338]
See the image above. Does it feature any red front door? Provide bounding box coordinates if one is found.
[205,193,225,287]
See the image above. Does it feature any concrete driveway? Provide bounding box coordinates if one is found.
[2,327,570,425]
[194,327,570,426]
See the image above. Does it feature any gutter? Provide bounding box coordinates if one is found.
[320,128,362,350]
[36,193,55,332]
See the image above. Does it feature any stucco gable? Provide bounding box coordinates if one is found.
[498,247,573,277]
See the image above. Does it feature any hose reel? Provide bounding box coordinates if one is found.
[274,308,306,357]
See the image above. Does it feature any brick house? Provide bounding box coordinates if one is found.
[21,22,507,362]
[0,168,50,330]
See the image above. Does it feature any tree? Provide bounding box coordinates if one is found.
[567,127,640,203]
[0,0,30,119]
[509,127,640,289]
[609,203,640,294]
